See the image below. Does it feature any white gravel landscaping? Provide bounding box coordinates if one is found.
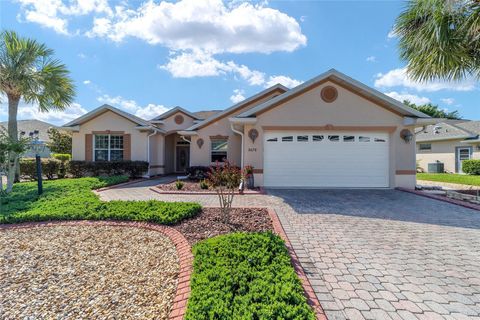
[0,225,179,319]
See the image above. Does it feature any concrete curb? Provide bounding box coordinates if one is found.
[397,187,480,211]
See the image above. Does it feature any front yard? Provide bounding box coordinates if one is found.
[417,173,480,186]
[0,177,315,319]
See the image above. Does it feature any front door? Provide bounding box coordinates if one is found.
[456,147,472,173]
[176,146,189,173]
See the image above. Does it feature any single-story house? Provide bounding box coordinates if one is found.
[416,120,480,173]
[63,69,433,189]
[1,119,56,158]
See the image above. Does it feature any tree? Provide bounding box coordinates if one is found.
[0,30,75,192]
[403,100,462,119]
[47,128,72,155]
[0,128,28,193]
[394,0,480,82]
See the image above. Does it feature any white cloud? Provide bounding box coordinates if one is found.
[387,30,397,39]
[78,53,87,59]
[97,94,169,120]
[0,98,87,125]
[441,98,455,105]
[85,0,306,54]
[384,91,431,105]
[265,75,302,88]
[83,80,91,85]
[366,56,376,62]
[374,68,476,92]
[230,89,245,103]
[160,50,301,88]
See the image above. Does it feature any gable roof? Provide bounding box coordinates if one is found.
[193,110,222,120]
[186,84,288,131]
[151,106,201,121]
[63,104,155,129]
[0,119,57,142]
[237,69,430,118]
[416,120,480,142]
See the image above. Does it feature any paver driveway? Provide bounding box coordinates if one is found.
[99,182,480,319]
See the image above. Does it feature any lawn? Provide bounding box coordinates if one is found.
[0,176,201,224]
[186,232,315,320]
[417,173,480,187]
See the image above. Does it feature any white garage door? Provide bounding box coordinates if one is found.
[264,131,389,188]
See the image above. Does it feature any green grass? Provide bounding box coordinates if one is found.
[185,232,315,320]
[417,173,480,186]
[0,177,201,224]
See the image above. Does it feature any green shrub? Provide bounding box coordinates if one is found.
[186,232,315,320]
[176,180,184,190]
[52,153,72,162]
[20,158,62,180]
[0,177,201,224]
[68,161,149,178]
[462,159,480,175]
[97,175,129,186]
[199,180,208,190]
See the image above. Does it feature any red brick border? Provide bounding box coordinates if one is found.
[266,208,328,320]
[397,187,480,211]
[0,220,193,320]
[150,186,265,195]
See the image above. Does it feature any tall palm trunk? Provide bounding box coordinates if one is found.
[6,94,19,193]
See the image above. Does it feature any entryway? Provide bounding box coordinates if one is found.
[456,146,472,173]
[175,145,189,173]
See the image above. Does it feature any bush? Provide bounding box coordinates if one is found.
[68,161,149,178]
[186,166,211,181]
[0,177,202,224]
[462,159,480,175]
[176,180,184,190]
[186,232,315,319]
[20,158,62,180]
[52,153,72,162]
[199,180,208,190]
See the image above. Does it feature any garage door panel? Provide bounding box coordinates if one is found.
[264,131,389,188]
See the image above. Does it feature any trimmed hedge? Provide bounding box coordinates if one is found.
[20,158,62,180]
[186,232,315,320]
[69,161,149,178]
[0,177,201,224]
[52,153,72,162]
[462,159,480,175]
[186,166,211,181]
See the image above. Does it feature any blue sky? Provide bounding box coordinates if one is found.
[1,0,478,125]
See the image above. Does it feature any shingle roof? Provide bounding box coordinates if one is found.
[416,120,480,142]
[193,110,222,120]
[0,119,57,142]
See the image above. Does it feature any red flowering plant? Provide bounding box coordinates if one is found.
[206,160,242,223]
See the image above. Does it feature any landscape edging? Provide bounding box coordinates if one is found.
[397,187,480,211]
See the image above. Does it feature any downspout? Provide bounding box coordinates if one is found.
[146,130,157,177]
[230,123,244,168]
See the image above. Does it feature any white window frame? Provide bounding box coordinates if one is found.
[419,143,432,151]
[210,138,228,163]
[93,134,124,161]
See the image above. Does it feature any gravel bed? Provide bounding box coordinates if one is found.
[173,207,273,244]
[0,225,179,319]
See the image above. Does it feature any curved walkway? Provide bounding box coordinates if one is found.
[98,180,480,320]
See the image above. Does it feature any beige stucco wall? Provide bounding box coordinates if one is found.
[416,139,480,173]
[189,91,282,167]
[72,110,149,162]
[241,81,416,188]
[160,112,196,133]
[149,133,165,175]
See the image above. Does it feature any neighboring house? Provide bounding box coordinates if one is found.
[416,120,480,173]
[63,69,432,189]
[0,119,56,158]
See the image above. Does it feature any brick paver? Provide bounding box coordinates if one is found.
[98,182,480,319]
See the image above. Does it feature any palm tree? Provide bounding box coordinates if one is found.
[394,0,479,82]
[0,30,75,192]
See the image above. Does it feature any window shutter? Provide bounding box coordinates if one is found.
[123,134,131,160]
[85,134,93,161]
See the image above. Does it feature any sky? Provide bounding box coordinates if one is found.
[0,0,478,126]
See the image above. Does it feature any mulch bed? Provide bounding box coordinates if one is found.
[156,180,263,194]
[173,207,273,245]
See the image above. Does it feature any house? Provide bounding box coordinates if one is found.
[0,119,57,158]
[416,120,480,173]
[63,69,432,188]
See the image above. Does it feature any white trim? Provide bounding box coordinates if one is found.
[93,133,124,161]
[230,123,244,168]
[151,106,199,121]
[229,117,257,124]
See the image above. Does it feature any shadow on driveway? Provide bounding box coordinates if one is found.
[267,188,480,229]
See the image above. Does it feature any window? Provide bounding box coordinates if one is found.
[374,137,386,142]
[359,136,371,142]
[297,135,308,142]
[282,136,293,142]
[419,143,431,151]
[328,135,340,142]
[267,137,278,142]
[94,134,124,161]
[312,135,324,142]
[343,135,355,142]
[211,138,228,162]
